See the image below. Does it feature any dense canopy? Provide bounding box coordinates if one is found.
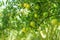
[0,0,60,40]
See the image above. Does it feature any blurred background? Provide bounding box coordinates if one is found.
[0,0,60,40]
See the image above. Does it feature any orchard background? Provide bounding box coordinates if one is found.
[0,0,60,40]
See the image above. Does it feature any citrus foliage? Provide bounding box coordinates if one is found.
[0,0,60,40]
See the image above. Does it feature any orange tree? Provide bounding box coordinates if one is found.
[0,0,60,40]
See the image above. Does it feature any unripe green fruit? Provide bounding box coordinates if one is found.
[51,19,58,25]
[30,21,35,27]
